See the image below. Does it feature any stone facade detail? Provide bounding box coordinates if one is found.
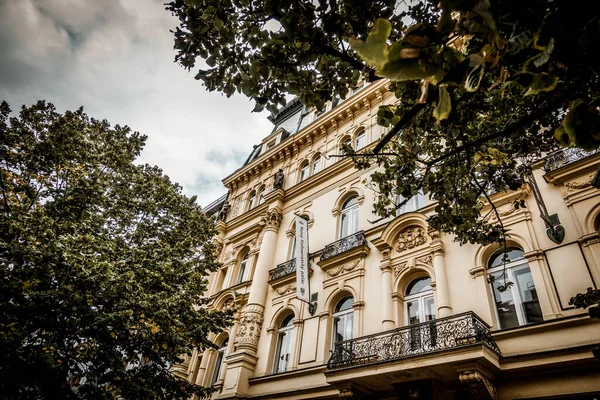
[395,226,427,252]
[275,284,296,295]
[261,208,283,231]
[236,304,265,351]
[459,370,497,400]
[326,259,361,277]
[415,255,433,267]
[393,261,409,278]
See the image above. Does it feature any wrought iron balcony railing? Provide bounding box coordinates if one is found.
[320,231,368,261]
[327,312,500,370]
[269,258,296,281]
[544,147,600,172]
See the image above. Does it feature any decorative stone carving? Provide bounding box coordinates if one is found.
[459,370,497,400]
[395,226,427,252]
[222,298,235,311]
[326,259,361,278]
[565,174,595,191]
[261,208,283,231]
[482,203,518,223]
[223,251,233,261]
[273,168,285,190]
[276,284,296,295]
[236,307,264,350]
[415,255,433,267]
[393,262,409,278]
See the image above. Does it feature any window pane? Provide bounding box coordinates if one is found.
[488,247,525,269]
[340,213,349,238]
[406,277,432,296]
[490,272,519,329]
[424,296,435,322]
[345,313,354,341]
[350,208,359,235]
[407,301,420,325]
[514,266,543,324]
[334,316,345,343]
[312,158,321,174]
[356,133,365,150]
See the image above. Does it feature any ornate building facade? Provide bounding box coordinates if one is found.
[176,80,600,399]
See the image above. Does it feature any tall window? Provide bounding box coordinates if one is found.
[332,296,354,344]
[405,277,435,325]
[236,253,249,284]
[312,156,321,175]
[340,196,359,238]
[405,277,435,350]
[299,162,309,182]
[274,314,294,373]
[257,186,265,205]
[339,137,351,155]
[246,191,257,211]
[355,131,366,150]
[488,247,543,329]
[210,338,228,385]
[396,193,425,216]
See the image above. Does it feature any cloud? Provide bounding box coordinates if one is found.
[0,0,273,206]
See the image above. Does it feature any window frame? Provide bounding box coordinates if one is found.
[339,196,359,238]
[355,131,366,150]
[488,249,543,329]
[311,156,321,175]
[299,162,310,182]
[210,338,228,385]
[273,315,294,373]
[332,296,354,346]
[246,191,257,211]
[236,253,249,285]
[396,193,425,216]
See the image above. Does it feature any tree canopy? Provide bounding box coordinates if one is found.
[168,0,600,245]
[0,101,230,399]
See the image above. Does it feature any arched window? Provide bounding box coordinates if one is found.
[332,296,354,344]
[312,155,322,175]
[339,136,351,155]
[488,247,542,329]
[340,196,359,238]
[396,193,425,216]
[355,130,366,150]
[257,186,265,205]
[299,161,309,182]
[405,277,435,325]
[246,191,257,211]
[210,338,228,385]
[273,314,294,373]
[236,253,249,284]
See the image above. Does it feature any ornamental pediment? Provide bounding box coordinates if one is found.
[394,225,428,253]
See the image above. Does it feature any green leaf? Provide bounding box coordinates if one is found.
[348,18,392,68]
[377,58,442,81]
[433,86,452,121]
[523,73,558,96]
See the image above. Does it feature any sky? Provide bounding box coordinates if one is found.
[0,0,274,207]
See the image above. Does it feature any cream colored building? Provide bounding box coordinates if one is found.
[177,80,600,399]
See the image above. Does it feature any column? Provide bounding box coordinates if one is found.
[194,348,211,386]
[380,250,395,330]
[236,207,282,353]
[431,235,452,318]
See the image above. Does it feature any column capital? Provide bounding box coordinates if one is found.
[260,208,283,232]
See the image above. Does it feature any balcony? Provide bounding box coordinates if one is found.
[320,231,368,262]
[327,312,500,370]
[269,258,297,281]
[544,147,600,172]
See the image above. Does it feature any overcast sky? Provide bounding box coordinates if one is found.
[0,0,273,207]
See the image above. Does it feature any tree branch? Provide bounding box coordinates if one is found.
[373,103,428,154]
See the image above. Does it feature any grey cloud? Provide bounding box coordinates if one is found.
[0,0,273,206]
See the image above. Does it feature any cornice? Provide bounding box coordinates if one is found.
[222,79,391,188]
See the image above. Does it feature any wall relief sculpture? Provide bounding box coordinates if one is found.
[395,226,427,252]
[236,310,264,348]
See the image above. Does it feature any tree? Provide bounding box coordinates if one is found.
[0,101,231,399]
[167,0,600,245]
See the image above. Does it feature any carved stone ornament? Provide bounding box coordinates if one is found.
[223,250,233,261]
[276,284,296,295]
[415,255,433,267]
[261,208,283,231]
[565,174,595,191]
[482,203,518,223]
[393,262,409,278]
[273,169,285,190]
[236,309,264,349]
[459,370,497,400]
[327,259,361,278]
[218,200,230,221]
[395,226,427,252]
[221,298,235,311]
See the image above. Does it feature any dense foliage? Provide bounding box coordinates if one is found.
[168,0,600,245]
[0,101,230,399]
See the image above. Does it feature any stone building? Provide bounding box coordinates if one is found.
[176,79,600,399]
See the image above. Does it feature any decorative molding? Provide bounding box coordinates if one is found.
[236,304,265,351]
[326,259,361,278]
[260,208,283,231]
[275,284,296,296]
[469,266,485,279]
[415,255,433,267]
[459,370,497,400]
[482,203,519,223]
[393,261,409,278]
[565,174,595,191]
[395,226,427,252]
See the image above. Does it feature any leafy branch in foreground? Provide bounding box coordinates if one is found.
[0,101,231,400]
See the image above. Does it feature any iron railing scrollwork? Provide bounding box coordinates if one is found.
[320,231,368,261]
[327,312,500,370]
[544,148,599,172]
[269,259,296,281]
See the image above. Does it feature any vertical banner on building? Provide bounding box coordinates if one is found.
[295,216,310,303]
